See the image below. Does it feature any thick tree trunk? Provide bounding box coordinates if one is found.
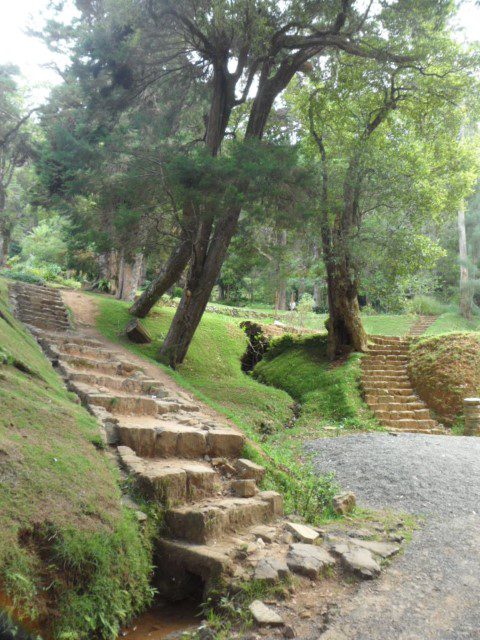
[129,236,192,317]
[159,210,238,367]
[117,252,144,302]
[324,249,367,359]
[458,205,472,319]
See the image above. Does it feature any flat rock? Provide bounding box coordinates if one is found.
[350,538,400,558]
[286,543,335,579]
[254,557,290,583]
[251,525,277,543]
[340,546,381,579]
[249,600,284,627]
[286,522,319,544]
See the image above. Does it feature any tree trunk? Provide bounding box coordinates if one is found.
[275,229,288,311]
[117,252,144,302]
[129,236,192,317]
[458,205,472,319]
[0,229,10,266]
[159,209,238,367]
[325,254,367,359]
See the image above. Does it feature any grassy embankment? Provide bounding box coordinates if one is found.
[0,279,153,640]
[94,296,383,522]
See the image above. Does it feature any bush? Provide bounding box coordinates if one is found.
[406,295,452,316]
[0,270,46,285]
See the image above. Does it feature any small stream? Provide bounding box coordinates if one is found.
[119,598,201,639]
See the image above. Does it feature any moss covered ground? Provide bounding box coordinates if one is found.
[0,279,153,639]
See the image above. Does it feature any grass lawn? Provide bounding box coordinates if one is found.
[0,279,153,639]
[425,312,480,335]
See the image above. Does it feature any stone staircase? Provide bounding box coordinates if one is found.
[9,281,71,332]
[408,315,437,337]
[6,282,295,599]
[362,335,445,434]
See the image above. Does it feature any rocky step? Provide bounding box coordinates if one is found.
[362,380,412,390]
[375,409,431,421]
[370,336,406,345]
[11,287,61,301]
[365,393,420,404]
[59,342,116,360]
[65,368,168,398]
[368,401,426,412]
[18,312,69,327]
[118,418,245,459]
[12,297,66,312]
[387,427,446,435]
[118,446,220,504]
[58,354,142,377]
[382,418,438,429]
[68,381,180,416]
[165,492,283,544]
[23,319,70,332]
[362,371,409,380]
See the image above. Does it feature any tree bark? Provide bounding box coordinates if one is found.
[458,205,472,319]
[117,252,144,302]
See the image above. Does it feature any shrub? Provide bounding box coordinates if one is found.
[406,295,452,316]
[0,270,45,285]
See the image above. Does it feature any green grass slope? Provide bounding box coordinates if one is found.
[0,280,152,639]
[252,334,378,435]
[424,312,480,335]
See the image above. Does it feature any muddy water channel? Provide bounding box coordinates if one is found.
[119,599,201,639]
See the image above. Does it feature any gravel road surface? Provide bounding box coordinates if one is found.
[305,433,480,640]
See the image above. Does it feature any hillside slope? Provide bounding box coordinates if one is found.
[0,279,152,639]
[408,332,480,426]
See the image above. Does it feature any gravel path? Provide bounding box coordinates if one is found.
[305,433,480,640]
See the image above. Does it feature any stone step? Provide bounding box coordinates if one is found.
[370,336,406,345]
[366,393,418,404]
[59,354,141,377]
[69,381,164,416]
[118,418,245,459]
[45,334,104,349]
[12,286,60,300]
[375,409,431,421]
[12,297,66,312]
[23,319,69,332]
[368,401,426,412]
[363,375,410,383]
[118,446,220,505]
[382,418,438,429]
[59,343,115,360]
[66,369,168,397]
[165,492,283,544]
[155,538,231,598]
[362,381,411,390]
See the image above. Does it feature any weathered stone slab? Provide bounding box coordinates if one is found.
[350,538,400,558]
[236,458,266,483]
[286,543,335,579]
[254,557,290,583]
[232,479,258,497]
[249,600,284,627]
[285,522,319,544]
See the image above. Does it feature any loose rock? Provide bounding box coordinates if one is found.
[333,491,356,515]
[232,478,258,498]
[249,600,284,627]
[285,522,319,544]
[286,543,335,579]
[254,557,290,583]
[236,458,266,483]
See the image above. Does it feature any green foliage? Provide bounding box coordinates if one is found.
[406,295,453,316]
[0,278,153,638]
[20,218,68,267]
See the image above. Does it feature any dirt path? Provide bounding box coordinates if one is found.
[61,290,230,424]
[305,433,480,640]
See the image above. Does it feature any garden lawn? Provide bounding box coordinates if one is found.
[0,278,152,640]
